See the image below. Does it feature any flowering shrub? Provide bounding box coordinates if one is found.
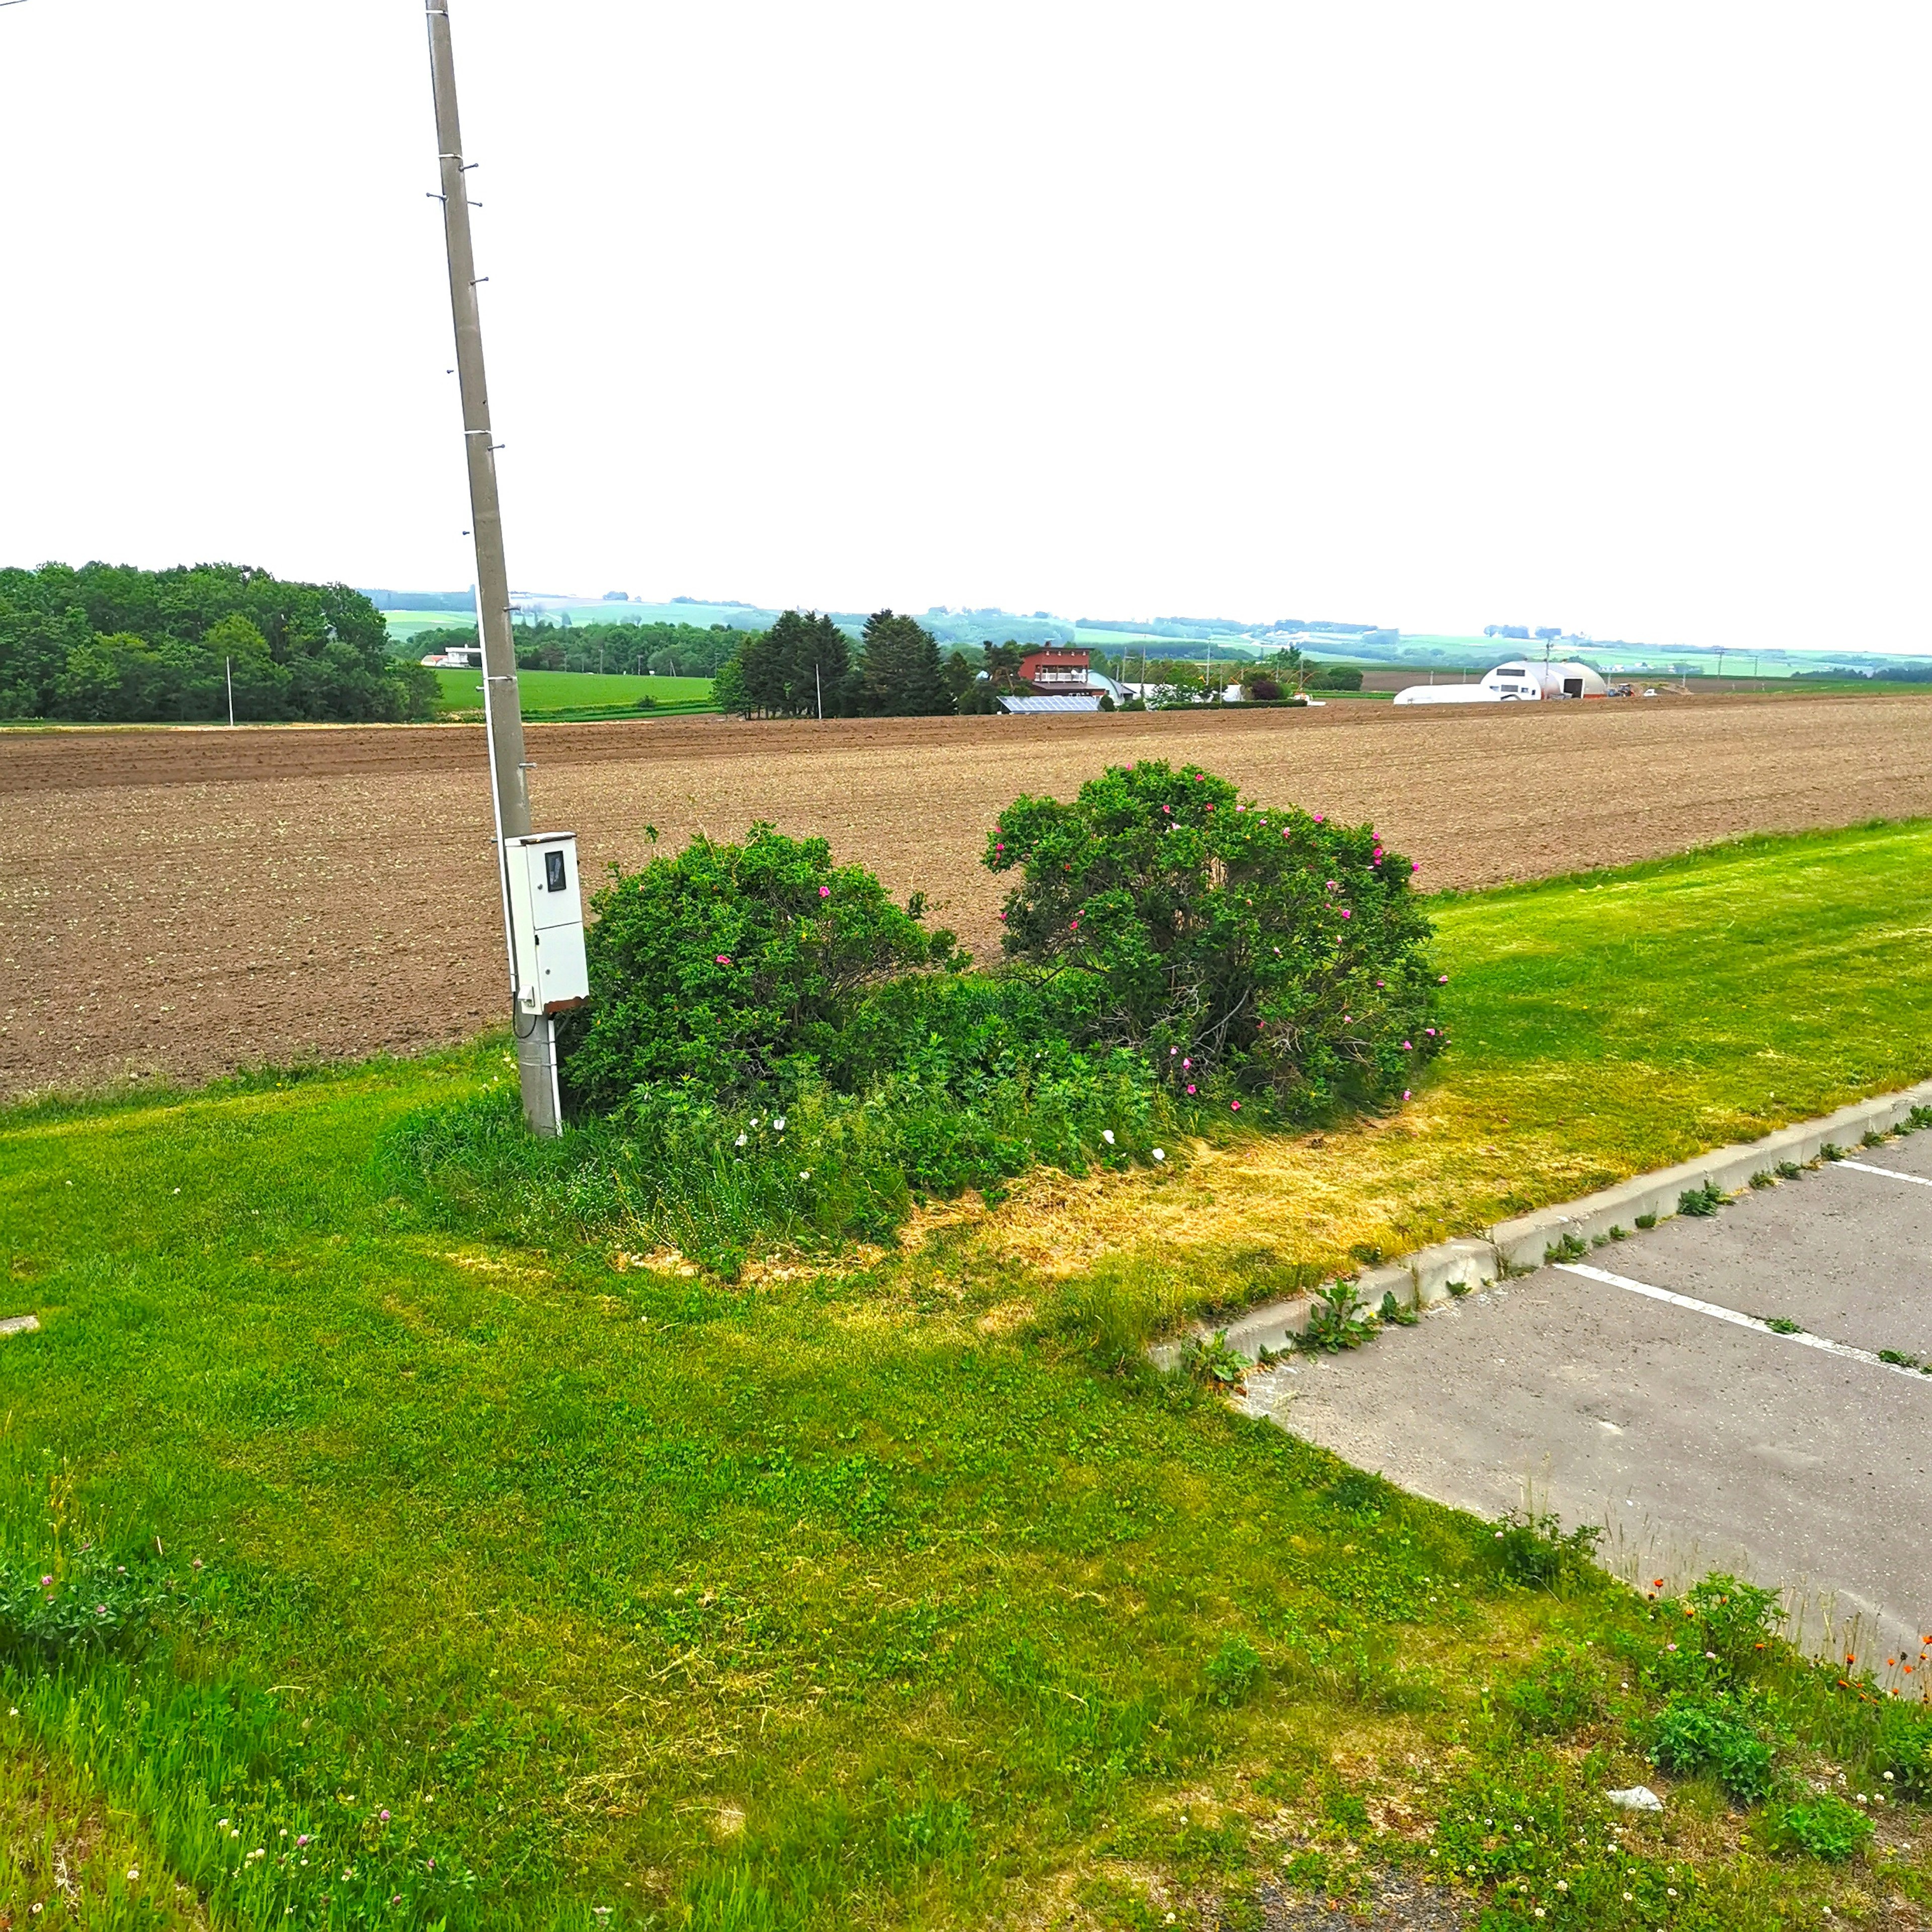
[985,761,1442,1115]
[560,824,957,1112]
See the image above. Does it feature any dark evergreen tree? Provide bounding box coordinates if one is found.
[728,610,851,717]
[853,610,949,716]
[771,609,849,716]
[942,649,978,711]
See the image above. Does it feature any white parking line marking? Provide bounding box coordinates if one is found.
[1840,1159,1932,1188]
[1553,1262,1932,1384]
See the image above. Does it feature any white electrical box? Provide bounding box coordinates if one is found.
[504,833,589,1016]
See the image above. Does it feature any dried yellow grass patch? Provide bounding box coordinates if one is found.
[965,1100,1472,1282]
[952,1077,1638,1289]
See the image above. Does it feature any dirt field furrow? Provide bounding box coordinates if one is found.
[3,696,1927,1098]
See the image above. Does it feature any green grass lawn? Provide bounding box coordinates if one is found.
[430,667,715,717]
[2,826,1930,1927]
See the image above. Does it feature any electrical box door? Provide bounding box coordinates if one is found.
[504,833,589,1015]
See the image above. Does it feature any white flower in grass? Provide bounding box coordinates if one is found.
[774,1115,786,1131]
[1152,1148,1166,1162]
[734,1133,747,1148]
[1102,1130,1114,1145]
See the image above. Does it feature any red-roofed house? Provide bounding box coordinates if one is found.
[1018,647,1091,689]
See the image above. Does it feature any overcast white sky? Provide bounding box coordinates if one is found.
[3,2,1926,650]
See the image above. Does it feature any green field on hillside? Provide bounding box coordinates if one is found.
[384,602,766,638]
[430,667,714,716]
[381,611,475,641]
[2,824,1930,1925]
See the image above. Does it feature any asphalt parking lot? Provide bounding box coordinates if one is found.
[1242,1132,1932,1655]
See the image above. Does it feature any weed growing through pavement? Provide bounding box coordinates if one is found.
[1377,1289,1418,1327]
[1678,1180,1729,1217]
[1763,1316,1805,1334]
[1776,1158,1804,1178]
[1295,1280,1379,1352]
[1634,1211,1659,1229]
[1180,1328,1249,1390]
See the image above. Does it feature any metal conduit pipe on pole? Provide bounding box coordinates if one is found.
[424,0,563,1136]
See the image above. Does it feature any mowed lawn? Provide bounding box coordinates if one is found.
[430,667,714,713]
[1,824,1930,1926]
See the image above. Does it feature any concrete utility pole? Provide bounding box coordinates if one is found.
[425,0,562,1136]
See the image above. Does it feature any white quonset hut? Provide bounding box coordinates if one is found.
[1394,660,1611,706]
[1480,660,1609,699]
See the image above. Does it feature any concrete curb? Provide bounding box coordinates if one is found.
[1198,1077,1932,1362]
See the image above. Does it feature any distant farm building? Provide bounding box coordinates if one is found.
[997,646,1128,713]
[1393,659,1609,705]
[1483,660,1609,699]
[1018,647,1093,689]
[999,693,1104,714]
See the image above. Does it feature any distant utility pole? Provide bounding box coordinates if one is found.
[425,0,562,1137]
[225,656,235,728]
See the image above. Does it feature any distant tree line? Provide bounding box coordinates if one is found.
[0,562,437,723]
[1792,664,1932,683]
[716,610,988,718]
[409,620,744,678]
[707,615,1377,719]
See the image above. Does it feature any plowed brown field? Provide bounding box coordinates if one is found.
[4,694,1928,1098]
